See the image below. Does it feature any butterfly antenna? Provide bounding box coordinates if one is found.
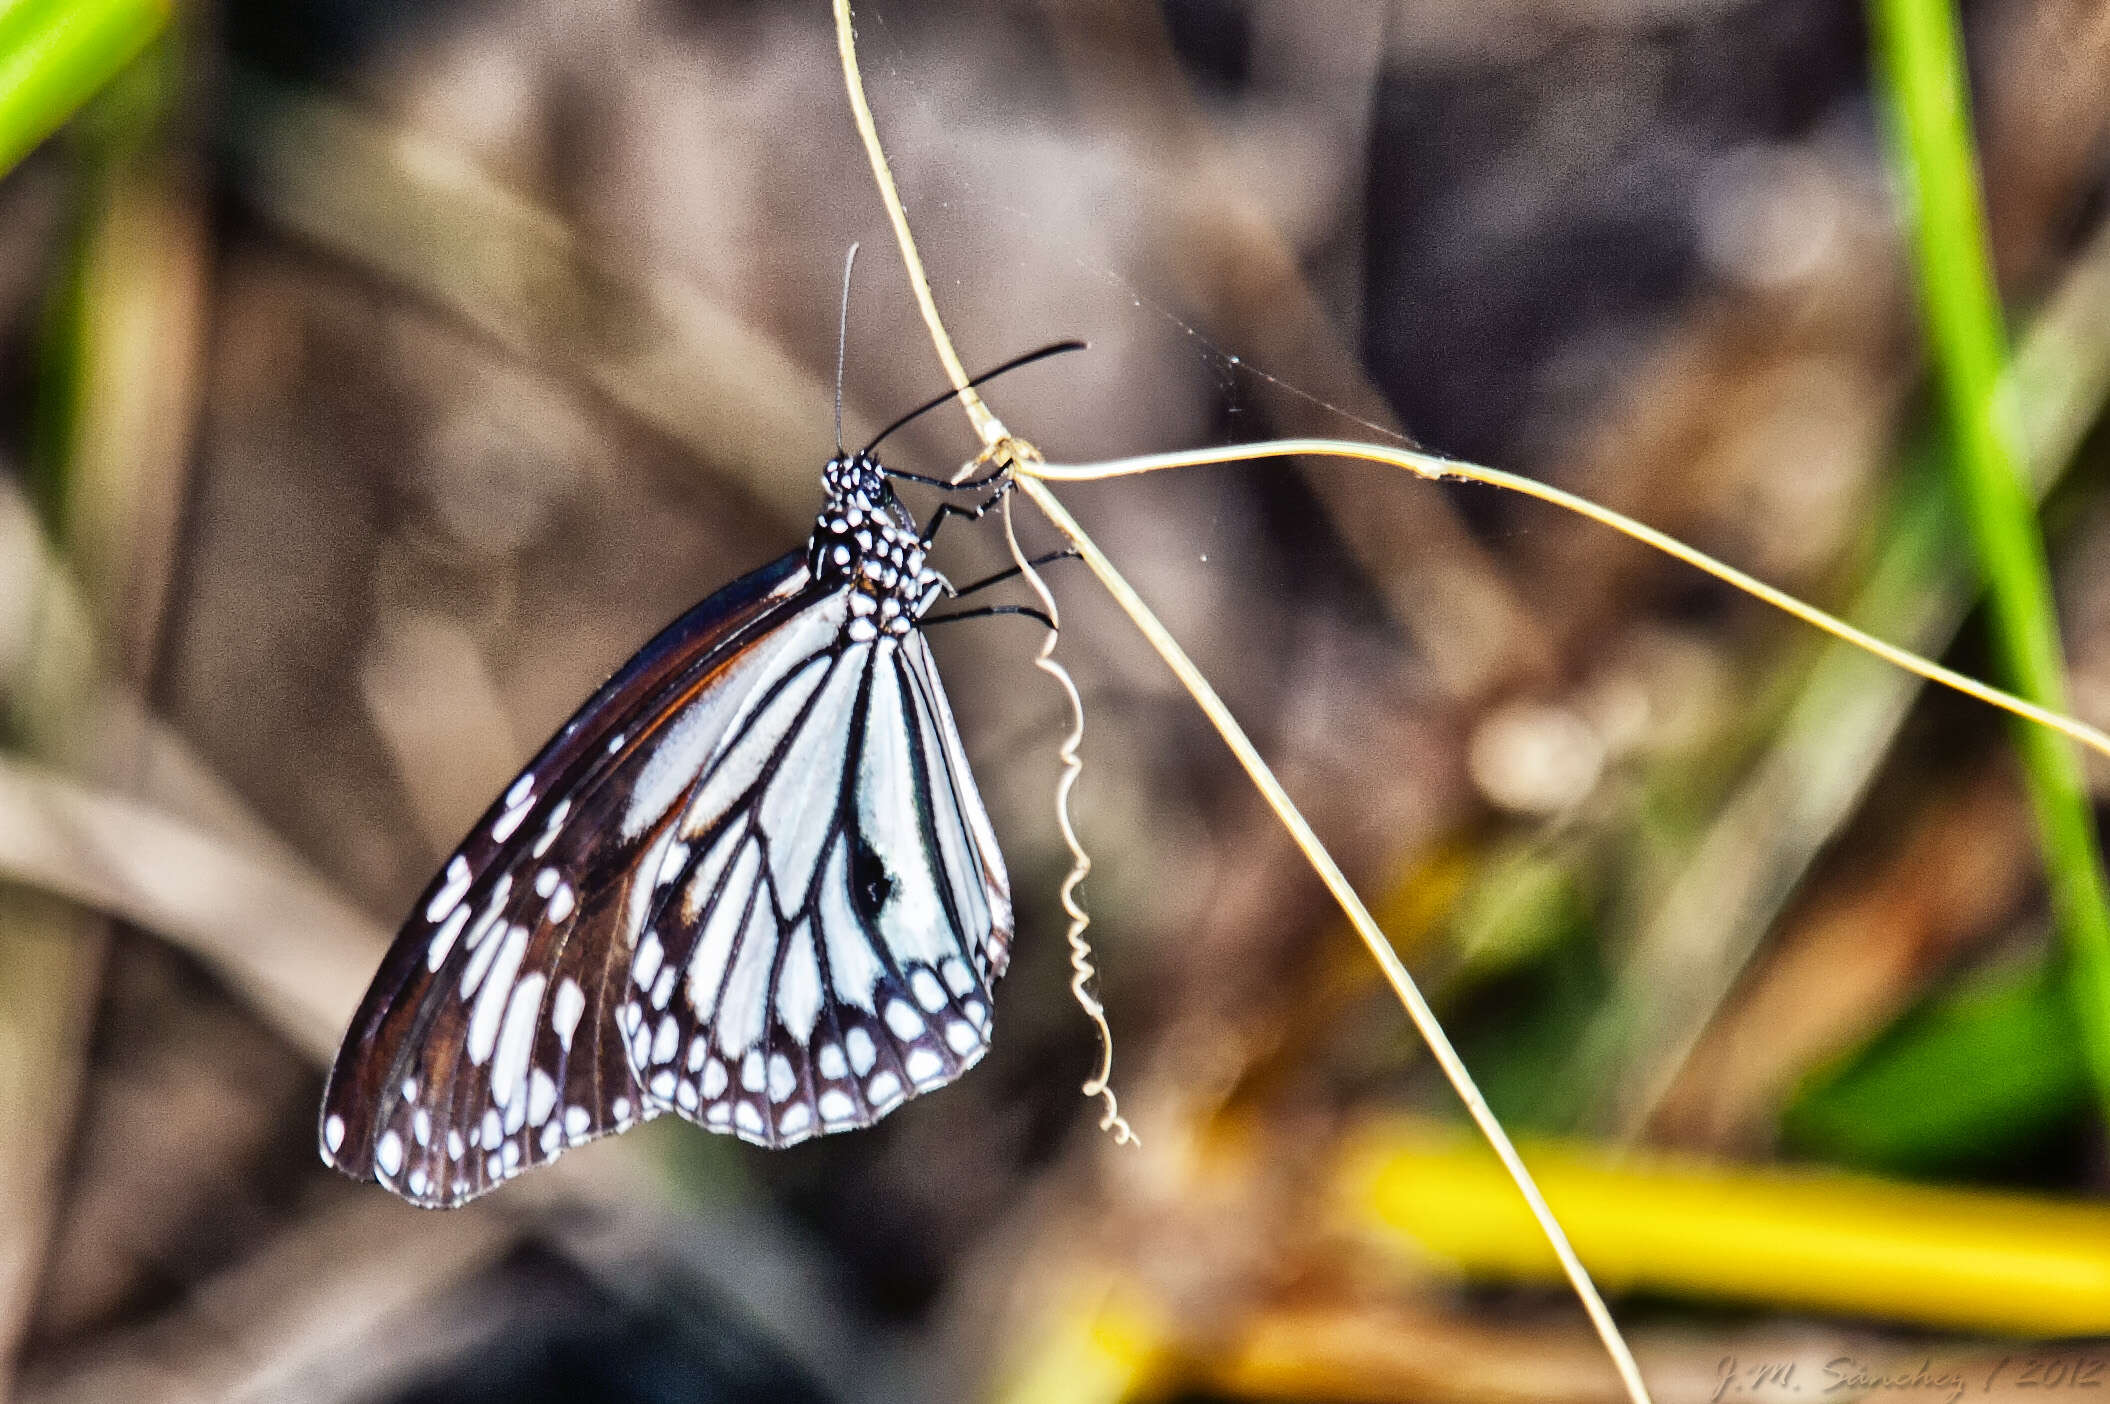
[861,339,1087,458]
[835,243,860,458]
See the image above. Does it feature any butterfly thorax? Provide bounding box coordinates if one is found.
[812,452,941,642]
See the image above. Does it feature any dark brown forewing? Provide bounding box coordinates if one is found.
[319,550,819,1207]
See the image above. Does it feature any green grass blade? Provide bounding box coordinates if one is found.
[1870,0,2110,1121]
[0,0,168,180]
[1785,958,2088,1175]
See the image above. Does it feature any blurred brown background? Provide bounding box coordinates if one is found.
[5,0,2110,1400]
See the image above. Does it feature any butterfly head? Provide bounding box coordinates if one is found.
[814,452,937,635]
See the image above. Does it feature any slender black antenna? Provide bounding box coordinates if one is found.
[861,339,1087,458]
[835,243,860,457]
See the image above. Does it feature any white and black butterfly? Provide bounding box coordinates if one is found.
[321,340,1077,1208]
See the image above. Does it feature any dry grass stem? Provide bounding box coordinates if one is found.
[1028,443,2110,766]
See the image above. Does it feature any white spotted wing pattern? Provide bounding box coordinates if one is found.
[621,608,1011,1145]
[321,452,1013,1206]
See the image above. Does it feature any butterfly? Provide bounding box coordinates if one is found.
[320,335,1080,1208]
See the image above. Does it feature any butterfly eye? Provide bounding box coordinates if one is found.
[850,833,895,920]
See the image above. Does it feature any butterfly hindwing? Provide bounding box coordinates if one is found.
[620,614,1013,1146]
[320,552,819,1207]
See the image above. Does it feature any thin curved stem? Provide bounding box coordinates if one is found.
[833,0,1002,446]
[1026,442,2110,764]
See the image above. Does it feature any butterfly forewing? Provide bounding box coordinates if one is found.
[618,612,1013,1147]
[321,552,818,1206]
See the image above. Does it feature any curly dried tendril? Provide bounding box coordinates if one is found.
[970,444,1134,1147]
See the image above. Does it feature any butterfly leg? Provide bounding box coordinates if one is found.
[884,464,1009,492]
[946,550,1081,600]
[918,488,1009,549]
[922,603,1056,633]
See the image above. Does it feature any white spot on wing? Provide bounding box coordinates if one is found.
[426,902,470,972]
[657,840,691,888]
[775,922,823,1044]
[456,876,514,993]
[847,1026,876,1076]
[885,999,925,1040]
[713,884,781,1057]
[906,1047,944,1085]
[911,967,947,1012]
[426,856,472,923]
[768,1053,795,1103]
[531,798,571,857]
[466,924,530,1065]
[377,1130,403,1177]
[490,972,547,1110]
[324,1114,345,1153]
[684,835,759,1019]
[633,933,664,990]
[528,1068,557,1127]
[551,977,585,1051]
[492,794,532,842]
[819,1089,856,1122]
